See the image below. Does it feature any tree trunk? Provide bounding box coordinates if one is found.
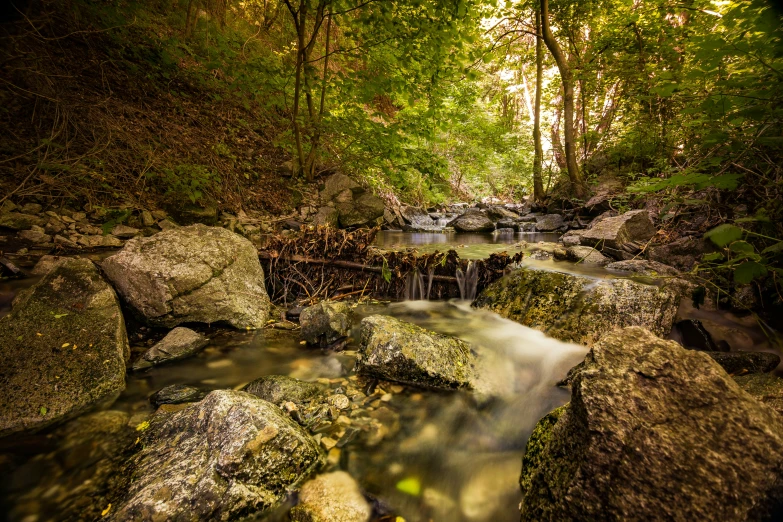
[304,12,332,179]
[533,9,544,203]
[540,0,586,199]
[284,0,307,177]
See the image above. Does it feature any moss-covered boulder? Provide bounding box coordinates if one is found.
[519,327,783,521]
[356,315,475,390]
[0,211,46,230]
[300,300,352,347]
[474,266,680,345]
[108,390,324,521]
[102,224,270,328]
[0,258,128,438]
[243,375,324,407]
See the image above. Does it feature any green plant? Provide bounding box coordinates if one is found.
[153,163,220,204]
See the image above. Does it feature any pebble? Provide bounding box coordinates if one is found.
[321,437,338,450]
[380,393,392,402]
[327,394,351,410]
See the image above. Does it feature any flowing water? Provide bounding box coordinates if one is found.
[1,233,779,522]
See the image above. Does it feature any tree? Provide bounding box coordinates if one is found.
[539,0,586,198]
[532,7,544,202]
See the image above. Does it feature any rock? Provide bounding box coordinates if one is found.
[475,266,680,345]
[705,351,780,375]
[357,315,475,390]
[0,258,128,437]
[101,234,123,247]
[54,234,79,248]
[158,218,179,230]
[108,390,324,521]
[149,384,204,407]
[150,210,167,220]
[580,209,656,259]
[164,200,219,226]
[0,212,46,230]
[20,202,42,214]
[102,224,270,328]
[133,327,209,370]
[606,259,679,277]
[485,206,519,222]
[563,246,611,265]
[735,373,783,416]
[110,224,139,238]
[675,319,722,351]
[243,375,323,406]
[18,229,51,243]
[313,206,340,228]
[320,173,361,203]
[72,211,87,222]
[290,471,371,522]
[77,235,108,248]
[648,235,715,271]
[140,210,155,227]
[448,210,495,232]
[400,205,434,226]
[520,327,783,522]
[30,255,67,275]
[300,300,352,347]
[533,214,564,232]
[335,192,385,228]
[0,200,17,213]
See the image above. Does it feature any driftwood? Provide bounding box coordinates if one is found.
[257,252,458,283]
[258,226,523,304]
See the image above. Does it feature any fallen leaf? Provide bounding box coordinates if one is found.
[101,504,112,516]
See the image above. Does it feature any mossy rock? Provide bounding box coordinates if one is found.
[0,258,129,438]
[357,315,475,390]
[475,266,680,345]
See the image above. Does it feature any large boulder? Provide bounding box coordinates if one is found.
[357,315,475,390]
[290,471,372,522]
[319,173,384,228]
[580,209,656,259]
[606,259,679,277]
[0,258,128,437]
[108,390,324,521]
[102,224,270,328]
[485,206,519,222]
[448,210,494,233]
[520,327,783,521]
[475,266,680,345]
[533,214,564,232]
[132,327,209,370]
[300,300,352,347]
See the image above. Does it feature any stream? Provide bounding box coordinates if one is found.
[0,230,777,522]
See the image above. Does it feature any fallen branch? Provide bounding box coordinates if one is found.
[257,251,459,283]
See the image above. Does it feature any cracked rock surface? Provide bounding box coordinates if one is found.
[102,224,270,328]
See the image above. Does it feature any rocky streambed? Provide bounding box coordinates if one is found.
[1,221,782,522]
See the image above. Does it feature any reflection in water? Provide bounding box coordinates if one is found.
[374,230,561,259]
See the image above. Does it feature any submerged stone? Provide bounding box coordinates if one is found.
[475,266,680,345]
[357,315,475,390]
[0,258,128,437]
[102,224,270,328]
[108,390,324,521]
[300,300,352,347]
[149,384,204,407]
[132,327,209,370]
[243,375,324,406]
[290,471,371,522]
[520,327,783,521]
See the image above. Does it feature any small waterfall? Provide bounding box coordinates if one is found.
[436,217,451,227]
[404,269,427,300]
[455,260,479,301]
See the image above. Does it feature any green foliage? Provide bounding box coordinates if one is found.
[153,164,220,204]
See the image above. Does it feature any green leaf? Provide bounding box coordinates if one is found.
[40,406,47,416]
[704,224,743,247]
[729,241,755,254]
[762,242,783,255]
[733,261,767,284]
[396,477,421,496]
